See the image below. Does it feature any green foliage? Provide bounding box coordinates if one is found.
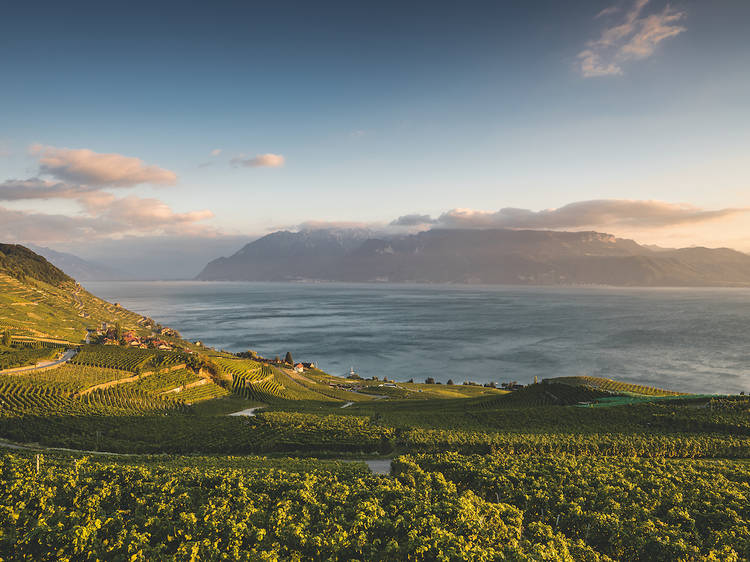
[0,452,606,561]
[397,452,750,560]
[284,351,293,364]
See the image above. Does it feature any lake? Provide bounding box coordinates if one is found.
[84,281,750,395]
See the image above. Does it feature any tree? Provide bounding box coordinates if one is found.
[2,329,11,347]
[114,323,123,342]
[284,352,294,365]
[425,377,435,384]
[446,379,454,385]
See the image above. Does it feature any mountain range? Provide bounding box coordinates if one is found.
[196,228,750,287]
[28,245,132,281]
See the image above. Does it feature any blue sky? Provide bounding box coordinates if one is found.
[1,0,750,264]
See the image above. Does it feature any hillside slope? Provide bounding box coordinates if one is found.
[196,228,750,286]
[0,244,151,342]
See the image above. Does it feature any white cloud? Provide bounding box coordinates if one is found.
[30,144,178,186]
[577,0,686,77]
[390,214,435,227]
[210,148,222,156]
[393,200,749,232]
[294,220,376,232]
[230,153,285,168]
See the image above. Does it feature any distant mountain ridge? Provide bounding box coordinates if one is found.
[28,245,132,281]
[196,228,750,287]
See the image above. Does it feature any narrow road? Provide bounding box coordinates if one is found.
[0,438,130,457]
[340,401,354,408]
[0,349,77,375]
[228,407,263,417]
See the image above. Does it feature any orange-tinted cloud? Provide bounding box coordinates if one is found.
[30,144,177,186]
[230,153,285,168]
[578,0,686,77]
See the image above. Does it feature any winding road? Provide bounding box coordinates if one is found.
[0,349,77,375]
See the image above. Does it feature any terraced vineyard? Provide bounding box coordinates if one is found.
[231,370,290,401]
[549,375,685,396]
[7,364,133,393]
[213,356,271,381]
[127,368,199,393]
[0,273,148,342]
[176,381,230,403]
[0,379,182,418]
[71,345,186,373]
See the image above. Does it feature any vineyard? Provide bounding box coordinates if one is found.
[127,368,199,393]
[549,376,685,396]
[6,364,131,393]
[0,380,183,418]
[395,453,750,560]
[71,345,186,373]
[0,451,612,561]
[176,381,230,403]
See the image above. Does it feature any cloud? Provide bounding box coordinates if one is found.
[230,153,285,168]
[595,5,620,19]
[0,178,96,201]
[30,144,177,186]
[577,0,686,77]
[390,214,435,227]
[428,200,749,230]
[210,148,222,156]
[102,195,214,231]
[0,193,215,245]
[293,220,377,232]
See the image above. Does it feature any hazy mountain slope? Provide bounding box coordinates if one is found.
[0,243,151,342]
[198,229,373,281]
[29,245,132,281]
[196,228,750,287]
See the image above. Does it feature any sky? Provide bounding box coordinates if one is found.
[1,0,750,276]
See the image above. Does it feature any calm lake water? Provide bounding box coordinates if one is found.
[84,281,750,395]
